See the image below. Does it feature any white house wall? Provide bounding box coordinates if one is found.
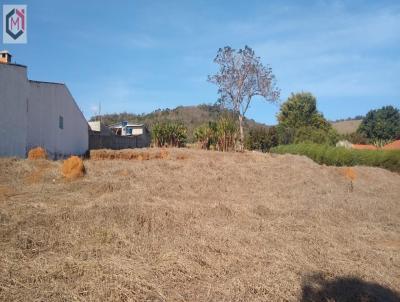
[0,63,88,158]
[0,64,29,157]
[27,82,88,158]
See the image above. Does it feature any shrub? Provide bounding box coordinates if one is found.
[371,139,393,148]
[276,126,339,146]
[245,126,278,152]
[293,127,339,146]
[341,132,369,145]
[215,116,237,151]
[152,122,187,147]
[194,117,237,151]
[194,123,217,150]
[61,156,85,180]
[276,126,296,145]
[271,143,400,172]
[28,147,47,160]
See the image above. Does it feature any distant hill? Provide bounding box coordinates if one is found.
[331,119,362,134]
[90,104,268,142]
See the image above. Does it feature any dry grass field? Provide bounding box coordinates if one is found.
[331,119,362,134]
[0,148,399,301]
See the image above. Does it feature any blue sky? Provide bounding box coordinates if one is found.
[1,0,399,124]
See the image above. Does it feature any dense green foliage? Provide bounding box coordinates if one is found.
[271,143,400,172]
[90,104,264,142]
[152,122,187,147]
[194,117,237,151]
[277,92,330,130]
[276,92,339,145]
[357,106,400,141]
[293,127,339,145]
[194,123,216,150]
[245,126,278,152]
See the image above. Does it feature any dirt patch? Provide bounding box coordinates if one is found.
[253,205,274,217]
[383,140,400,150]
[61,156,85,180]
[27,147,47,160]
[0,185,14,198]
[341,167,357,181]
[352,144,378,150]
[175,153,188,160]
[24,160,53,184]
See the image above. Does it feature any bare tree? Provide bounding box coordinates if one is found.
[208,46,280,150]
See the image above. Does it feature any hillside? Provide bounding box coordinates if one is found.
[0,149,399,301]
[90,104,268,141]
[331,119,362,134]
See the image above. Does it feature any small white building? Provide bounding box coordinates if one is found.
[0,51,88,158]
[88,121,150,150]
[109,121,147,136]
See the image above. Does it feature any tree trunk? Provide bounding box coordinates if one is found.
[238,114,244,151]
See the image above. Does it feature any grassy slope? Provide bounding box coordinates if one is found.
[0,149,399,301]
[331,119,362,134]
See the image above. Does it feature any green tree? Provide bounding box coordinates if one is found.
[277,92,330,130]
[277,92,338,145]
[357,106,400,141]
[193,116,237,151]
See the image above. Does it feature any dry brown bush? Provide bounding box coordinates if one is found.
[61,156,85,180]
[27,147,47,160]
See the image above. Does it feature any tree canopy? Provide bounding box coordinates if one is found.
[277,92,330,130]
[277,92,338,145]
[357,106,400,141]
[209,45,279,150]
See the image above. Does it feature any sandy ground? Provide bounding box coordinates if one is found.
[0,148,399,301]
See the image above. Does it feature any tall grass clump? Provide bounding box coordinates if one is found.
[271,143,400,172]
[194,117,237,151]
[152,122,187,147]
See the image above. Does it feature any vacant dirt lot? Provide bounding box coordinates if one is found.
[0,148,399,301]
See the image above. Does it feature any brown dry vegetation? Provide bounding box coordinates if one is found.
[331,119,362,134]
[61,156,85,180]
[27,147,47,160]
[0,148,399,301]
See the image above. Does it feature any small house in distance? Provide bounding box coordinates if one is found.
[109,121,147,137]
[88,121,150,150]
[88,121,114,136]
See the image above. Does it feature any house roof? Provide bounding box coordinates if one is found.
[29,80,65,86]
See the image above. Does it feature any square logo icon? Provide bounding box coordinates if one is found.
[3,5,27,44]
